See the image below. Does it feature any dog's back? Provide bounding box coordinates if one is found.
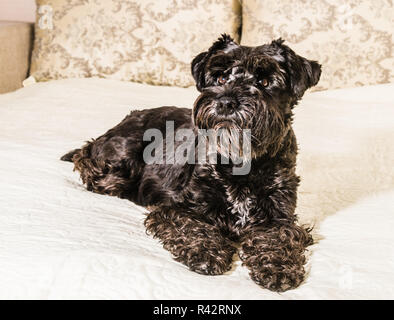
[61,106,193,202]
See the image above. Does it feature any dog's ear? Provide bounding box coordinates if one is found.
[271,39,322,98]
[191,34,238,91]
[191,51,208,91]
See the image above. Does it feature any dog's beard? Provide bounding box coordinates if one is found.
[194,93,288,160]
[213,122,251,164]
[194,99,253,164]
[194,96,254,130]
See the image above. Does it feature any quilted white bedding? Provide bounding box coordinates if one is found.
[0,78,393,299]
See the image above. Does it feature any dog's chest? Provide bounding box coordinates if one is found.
[210,167,256,226]
[224,184,257,227]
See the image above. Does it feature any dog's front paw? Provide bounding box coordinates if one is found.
[239,224,312,292]
[182,242,236,275]
[246,258,305,292]
[145,209,236,276]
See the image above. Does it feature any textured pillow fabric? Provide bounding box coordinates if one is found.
[0,22,33,94]
[241,0,393,91]
[30,0,241,87]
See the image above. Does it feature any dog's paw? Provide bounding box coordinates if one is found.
[173,240,236,276]
[239,246,307,292]
[186,246,236,275]
[239,224,312,291]
[145,209,236,276]
[247,264,305,292]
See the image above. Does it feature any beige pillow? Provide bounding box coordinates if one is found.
[241,0,393,91]
[30,0,241,87]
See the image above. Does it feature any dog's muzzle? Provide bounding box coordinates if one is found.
[216,96,238,115]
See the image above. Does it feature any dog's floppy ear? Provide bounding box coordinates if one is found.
[271,39,322,98]
[191,34,238,91]
[191,51,208,91]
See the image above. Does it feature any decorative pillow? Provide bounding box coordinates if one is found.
[30,0,241,87]
[241,0,393,91]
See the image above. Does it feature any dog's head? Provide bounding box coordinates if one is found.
[192,34,321,158]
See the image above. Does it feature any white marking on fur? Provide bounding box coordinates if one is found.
[244,71,254,80]
[226,185,256,227]
[211,167,256,228]
[223,42,238,53]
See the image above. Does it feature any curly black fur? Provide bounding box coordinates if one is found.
[62,35,321,292]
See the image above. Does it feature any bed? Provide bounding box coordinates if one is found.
[0,78,393,299]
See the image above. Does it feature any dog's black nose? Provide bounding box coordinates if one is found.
[217,97,237,114]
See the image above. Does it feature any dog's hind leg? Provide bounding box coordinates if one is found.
[145,208,236,275]
[71,142,122,196]
[70,141,140,200]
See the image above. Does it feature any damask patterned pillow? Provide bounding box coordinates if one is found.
[241,0,393,91]
[30,0,241,87]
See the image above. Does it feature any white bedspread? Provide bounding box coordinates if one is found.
[0,79,393,299]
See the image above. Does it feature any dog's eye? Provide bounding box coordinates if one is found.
[217,75,227,85]
[259,78,269,87]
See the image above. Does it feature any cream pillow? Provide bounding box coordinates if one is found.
[241,0,393,91]
[30,0,241,87]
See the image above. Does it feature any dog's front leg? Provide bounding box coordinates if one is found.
[239,222,313,292]
[145,208,236,275]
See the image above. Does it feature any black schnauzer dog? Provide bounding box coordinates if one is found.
[61,34,321,292]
